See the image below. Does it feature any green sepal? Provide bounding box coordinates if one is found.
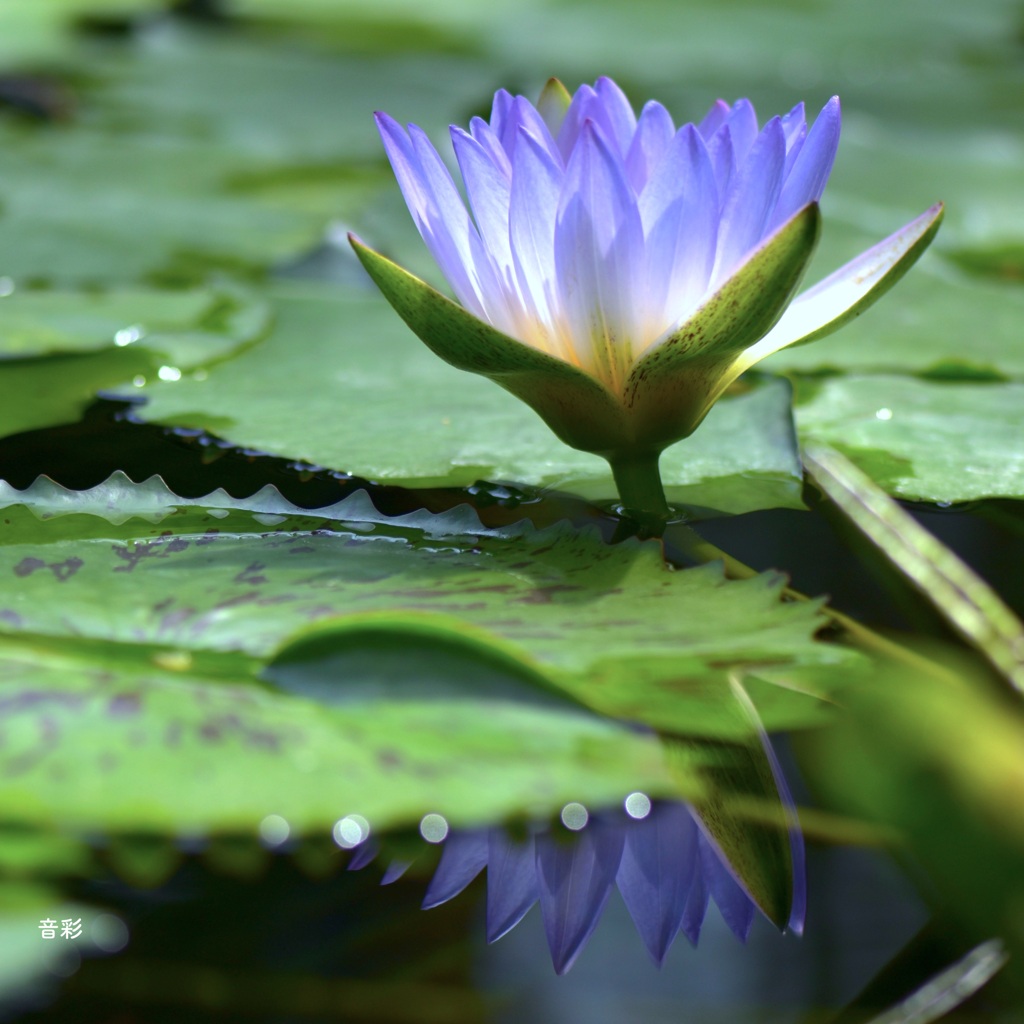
[350,235,633,456]
[624,203,821,446]
[778,202,944,352]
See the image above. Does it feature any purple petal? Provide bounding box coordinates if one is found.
[680,854,710,945]
[486,831,539,942]
[705,124,735,202]
[699,834,756,942]
[376,113,488,319]
[639,123,719,338]
[554,121,646,380]
[698,99,731,139]
[779,101,807,175]
[626,100,676,192]
[594,76,638,155]
[488,88,514,150]
[712,116,787,287]
[408,124,514,328]
[422,830,489,909]
[508,127,565,353]
[556,83,598,162]
[723,98,759,164]
[468,115,511,178]
[506,94,563,165]
[346,841,378,872]
[450,126,514,280]
[615,803,700,965]
[380,860,412,885]
[536,820,625,974]
[773,96,840,230]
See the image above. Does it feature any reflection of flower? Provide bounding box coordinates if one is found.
[352,77,942,519]
[420,797,803,974]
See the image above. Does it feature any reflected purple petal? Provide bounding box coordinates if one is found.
[537,817,624,974]
[421,829,488,909]
[416,785,802,973]
[615,801,700,965]
[486,830,539,942]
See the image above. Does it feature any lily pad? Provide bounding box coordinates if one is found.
[0,284,262,360]
[0,28,495,286]
[0,499,831,681]
[795,375,1024,502]
[0,481,849,737]
[0,284,269,441]
[0,634,680,836]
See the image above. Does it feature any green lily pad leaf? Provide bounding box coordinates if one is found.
[795,375,1024,502]
[484,0,1024,140]
[0,636,678,835]
[0,29,495,286]
[0,128,325,288]
[264,612,593,712]
[0,284,269,441]
[0,347,155,442]
[827,121,1024,256]
[0,284,265,360]
[583,654,852,739]
[0,1,159,64]
[0,493,841,736]
[0,500,801,668]
[131,280,805,517]
[0,489,835,884]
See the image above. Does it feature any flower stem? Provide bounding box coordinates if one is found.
[609,450,670,529]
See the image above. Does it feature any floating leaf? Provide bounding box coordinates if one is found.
[0,635,677,836]
[795,375,1024,502]
[0,287,218,359]
[0,499,841,722]
[0,284,269,441]
[0,26,496,286]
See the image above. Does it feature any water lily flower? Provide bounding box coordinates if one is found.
[351,78,942,520]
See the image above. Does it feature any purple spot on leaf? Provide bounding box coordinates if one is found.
[108,693,141,717]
